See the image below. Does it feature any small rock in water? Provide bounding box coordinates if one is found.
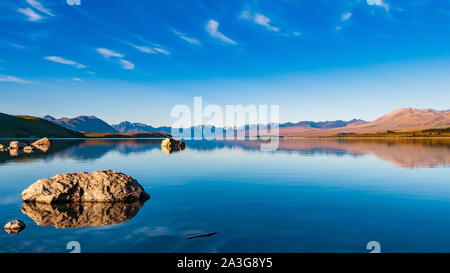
[22,170,150,204]
[9,141,26,150]
[23,146,34,153]
[9,141,18,149]
[4,220,26,234]
[32,137,52,147]
[161,138,185,154]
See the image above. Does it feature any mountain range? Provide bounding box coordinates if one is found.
[41,108,450,137]
[44,115,118,133]
[112,121,172,134]
[43,116,366,135]
[0,113,85,138]
[283,108,450,137]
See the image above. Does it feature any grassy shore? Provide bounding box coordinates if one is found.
[83,132,170,138]
[326,127,450,138]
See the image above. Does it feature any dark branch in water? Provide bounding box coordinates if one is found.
[185,232,217,240]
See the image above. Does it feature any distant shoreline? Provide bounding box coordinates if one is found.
[282,127,450,138]
[0,132,171,140]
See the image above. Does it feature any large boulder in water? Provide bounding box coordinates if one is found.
[22,170,150,204]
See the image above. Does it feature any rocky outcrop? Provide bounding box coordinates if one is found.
[0,138,51,154]
[32,137,51,147]
[161,138,185,154]
[4,220,26,234]
[22,170,150,204]
[22,201,145,229]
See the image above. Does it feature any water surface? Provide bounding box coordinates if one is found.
[1,138,450,253]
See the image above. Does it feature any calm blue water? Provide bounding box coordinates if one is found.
[0,138,450,253]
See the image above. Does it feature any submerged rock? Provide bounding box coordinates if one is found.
[22,170,150,204]
[22,201,146,229]
[4,220,26,234]
[161,138,185,154]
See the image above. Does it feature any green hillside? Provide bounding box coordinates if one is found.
[0,113,85,138]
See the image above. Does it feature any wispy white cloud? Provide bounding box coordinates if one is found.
[12,43,25,49]
[254,14,279,31]
[0,75,31,84]
[96,48,124,58]
[241,10,279,32]
[96,48,135,70]
[367,0,389,11]
[108,36,155,54]
[44,56,86,69]
[206,19,237,45]
[109,36,171,55]
[336,12,353,32]
[119,59,135,70]
[341,12,352,21]
[130,44,154,54]
[66,0,81,6]
[153,47,171,55]
[0,40,26,50]
[26,0,55,16]
[172,29,201,45]
[72,77,83,82]
[129,34,172,55]
[17,7,42,22]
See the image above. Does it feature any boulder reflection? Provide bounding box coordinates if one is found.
[22,201,147,229]
[161,145,185,154]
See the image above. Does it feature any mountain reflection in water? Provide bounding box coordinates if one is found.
[1,138,449,168]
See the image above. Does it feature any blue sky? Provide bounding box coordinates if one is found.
[1,0,450,126]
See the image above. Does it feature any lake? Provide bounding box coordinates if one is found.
[1,138,450,253]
